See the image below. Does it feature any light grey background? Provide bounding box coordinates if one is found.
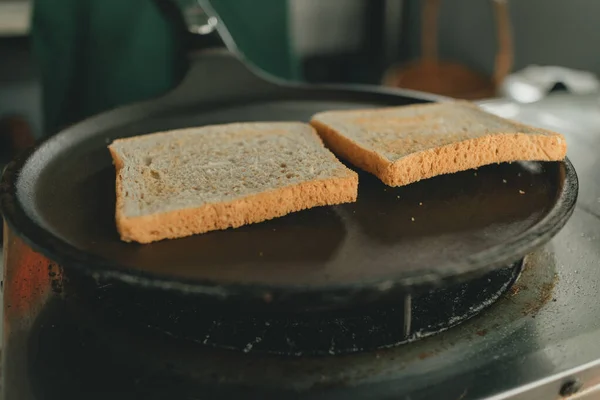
[403,0,600,77]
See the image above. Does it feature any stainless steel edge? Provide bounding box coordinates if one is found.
[488,358,600,399]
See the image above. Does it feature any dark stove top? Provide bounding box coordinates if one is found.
[4,94,600,399]
[78,262,520,357]
[1,243,583,400]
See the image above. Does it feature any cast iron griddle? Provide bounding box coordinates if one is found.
[0,51,578,311]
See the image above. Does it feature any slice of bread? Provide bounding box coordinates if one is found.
[108,122,358,243]
[311,101,567,187]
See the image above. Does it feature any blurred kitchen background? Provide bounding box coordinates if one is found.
[1,0,600,141]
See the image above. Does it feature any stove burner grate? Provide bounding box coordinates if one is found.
[76,260,522,356]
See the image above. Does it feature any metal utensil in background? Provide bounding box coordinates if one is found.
[383,0,513,100]
[500,65,600,103]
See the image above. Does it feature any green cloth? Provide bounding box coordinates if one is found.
[209,0,299,81]
[31,0,298,135]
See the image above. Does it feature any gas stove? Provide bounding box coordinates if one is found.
[3,93,600,399]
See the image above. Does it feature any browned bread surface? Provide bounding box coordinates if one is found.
[108,122,358,244]
[311,101,567,187]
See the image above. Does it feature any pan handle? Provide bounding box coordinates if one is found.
[150,0,284,101]
[144,1,287,109]
[153,0,268,84]
[154,0,239,54]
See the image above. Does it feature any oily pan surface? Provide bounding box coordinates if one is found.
[12,99,569,288]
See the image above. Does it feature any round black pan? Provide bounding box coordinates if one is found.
[0,49,578,312]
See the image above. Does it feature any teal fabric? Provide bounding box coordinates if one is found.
[31,0,298,134]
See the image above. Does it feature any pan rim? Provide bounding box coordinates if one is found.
[0,100,579,297]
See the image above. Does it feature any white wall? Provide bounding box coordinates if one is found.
[406,0,600,76]
[289,0,367,57]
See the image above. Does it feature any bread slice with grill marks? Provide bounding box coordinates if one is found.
[310,101,567,187]
[108,122,358,243]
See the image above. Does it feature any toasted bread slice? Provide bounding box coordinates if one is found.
[311,101,567,187]
[108,122,358,243]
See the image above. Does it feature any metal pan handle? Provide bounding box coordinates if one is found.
[145,0,289,109]
[154,0,239,54]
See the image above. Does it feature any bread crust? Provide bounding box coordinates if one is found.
[311,104,567,187]
[109,139,358,244]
